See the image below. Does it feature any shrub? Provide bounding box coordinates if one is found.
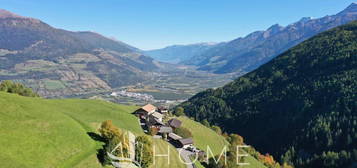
[148,127,159,136]
[201,119,210,127]
[211,125,222,135]
[0,80,39,97]
[98,120,130,165]
[174,107,185,116]
[135,136,153,168]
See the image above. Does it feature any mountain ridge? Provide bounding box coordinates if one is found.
[144,42,222,64]
[180,21,357,168]
[179,3,357,74]
[129,3,357,75]
[0,9,158,97]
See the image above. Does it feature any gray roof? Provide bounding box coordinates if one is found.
[168,118,182,128]
[179,138,193,145]
[168,133,182,140]
[159,126,173,133]
[151,112,163,119]
[149,118,165,126]
[154,118,165,125]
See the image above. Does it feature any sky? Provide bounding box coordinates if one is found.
[0,0,355,50]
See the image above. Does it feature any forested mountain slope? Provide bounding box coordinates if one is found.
[181,21,357,168]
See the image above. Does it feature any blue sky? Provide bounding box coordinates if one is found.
[0,0,355,50]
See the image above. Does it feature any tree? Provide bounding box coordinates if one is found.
[228,134,244,146]
[135,136,153,168]
[0,80,39,97]
[202,119,210,127]
[98,120,122,141]
[98,120,130,165]
[148,127,158,136]
[258,153,276,167]
[174,107,185,116]
[211,125,222,135]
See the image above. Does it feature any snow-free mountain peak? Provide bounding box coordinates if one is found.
[338,2,357,15]
[0,9,28,19]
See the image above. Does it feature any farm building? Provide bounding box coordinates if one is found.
[150,112,164,122]
[134,104,157,119]
[158,126,173,134]
[168,133,182,141]
[147,117,165,128]
[178,138,194,149]
[168,118,182,128]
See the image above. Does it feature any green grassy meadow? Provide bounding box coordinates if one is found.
[178,116,228,155]
[178,116,267,168]
[0,92,141,168]
[152,139,186,168]
[0,92,265,168]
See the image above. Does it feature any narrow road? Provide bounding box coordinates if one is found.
[176,148,195,168]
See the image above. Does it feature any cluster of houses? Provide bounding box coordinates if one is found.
[134,104,194,149]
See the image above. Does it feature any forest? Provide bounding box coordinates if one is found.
[180,21,357,168]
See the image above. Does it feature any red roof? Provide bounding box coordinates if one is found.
[141,104,156,113]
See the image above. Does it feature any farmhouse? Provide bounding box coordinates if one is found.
[147,111,164,128]
[168,118,182,129]
[134,104,157,119]
[147,117,165,128]
[150,112,164,122]
[158,126,173,139]
[158,126,173,134]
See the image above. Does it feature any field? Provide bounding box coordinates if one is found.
[178,116,267,168]
[152,139,186,168]
[178,116,228,155]
[44,80,66,90]
[0,92,144,168]
[0,92,265,168]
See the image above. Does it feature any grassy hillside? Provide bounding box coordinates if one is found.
[0,91,265,167]
[0,92,142,168]
[178,116,267,168]
[178,116,228,154]
[152,139,186,168]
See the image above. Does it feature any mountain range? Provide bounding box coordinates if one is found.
[180,21,357,168]
[144,42,222,64]
[146,3,357,75]
[0,9,158,97]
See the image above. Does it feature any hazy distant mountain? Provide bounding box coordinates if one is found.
[0,9,158,97]
[144,43,221,64]
[186,3,357,74]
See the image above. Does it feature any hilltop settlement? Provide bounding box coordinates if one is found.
[134,104,205,156]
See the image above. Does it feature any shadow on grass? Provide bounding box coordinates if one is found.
[87,132,105,142]
[87,132,108,165]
